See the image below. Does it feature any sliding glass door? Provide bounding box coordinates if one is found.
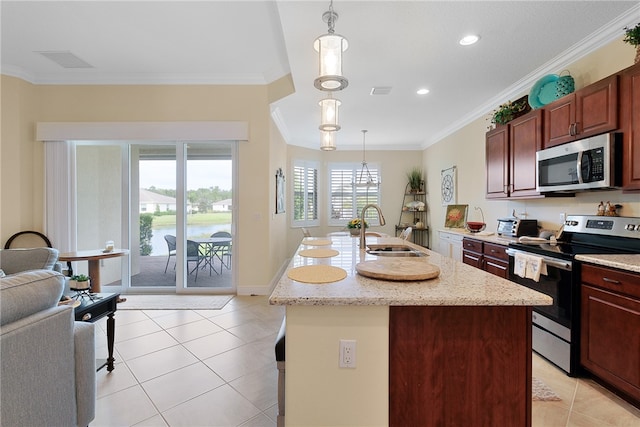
[75,141,235,294]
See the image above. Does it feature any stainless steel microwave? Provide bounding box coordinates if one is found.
[536,133,622,193]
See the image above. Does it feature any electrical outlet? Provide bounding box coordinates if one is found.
[339,339,356,368]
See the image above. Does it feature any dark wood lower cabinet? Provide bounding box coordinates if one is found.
[389,306,532,427]
[580,264,640,405]
[462,238,509,279]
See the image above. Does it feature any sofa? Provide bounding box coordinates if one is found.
[0,249,96,427]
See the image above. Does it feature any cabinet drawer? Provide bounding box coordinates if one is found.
[483,243,509,261]
[462,238,482,253]
[581,264,640,299]
[462,251,483,269]
[485,259,509,279]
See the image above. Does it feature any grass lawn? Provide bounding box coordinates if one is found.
[152,212,232,227]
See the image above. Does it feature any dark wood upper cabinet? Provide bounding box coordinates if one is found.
[485,125,509,199]
[620,62,640,191]
[543,74,618,148]
[486,110,542,199]
[509,110,543,198]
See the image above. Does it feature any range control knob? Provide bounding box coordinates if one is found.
[625,224,637,231]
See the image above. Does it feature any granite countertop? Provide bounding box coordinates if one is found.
[439,228,518,246]
[269,236,551,307]
[575,254,640,274]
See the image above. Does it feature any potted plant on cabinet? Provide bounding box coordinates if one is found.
[406,167,423,193]
[491,99,529,126]
[623,23,640,63]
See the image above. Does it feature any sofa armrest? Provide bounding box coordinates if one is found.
[0,270,64,326]
[0,306,78,426]
[74,321,96,427]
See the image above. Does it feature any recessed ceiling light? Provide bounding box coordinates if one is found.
[459,35,480,46]
[416,88,430,95]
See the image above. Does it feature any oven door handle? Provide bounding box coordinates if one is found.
[506,249,572,271]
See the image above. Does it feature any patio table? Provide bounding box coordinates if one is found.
[191,237,231,275]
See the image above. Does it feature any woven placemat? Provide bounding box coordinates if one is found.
[287,265,347,284]
[302,238,332,246]
[299,248,339,258]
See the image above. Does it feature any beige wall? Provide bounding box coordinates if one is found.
[0,76,42,239]
[0,76,292,295]
[425,38,640,250]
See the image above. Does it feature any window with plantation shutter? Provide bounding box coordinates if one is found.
[328,163,381,227]
[292,160,319,226]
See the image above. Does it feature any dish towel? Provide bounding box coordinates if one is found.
[514,253,528,278]
[514,253,547,282]
[524,255,546,282]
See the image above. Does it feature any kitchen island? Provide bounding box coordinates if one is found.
[269,235,551,427]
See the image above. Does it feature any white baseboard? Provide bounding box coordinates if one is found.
[237,257,291,296]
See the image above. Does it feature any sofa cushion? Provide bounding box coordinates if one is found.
[0,247,59,275]
[0,270,64,326]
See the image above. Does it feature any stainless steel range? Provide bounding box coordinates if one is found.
[506,215,640,376]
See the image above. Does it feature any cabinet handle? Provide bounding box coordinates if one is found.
[486,261,507,271]
[602,277,621,285]
[568,124,573,136]
[464,254,480,262]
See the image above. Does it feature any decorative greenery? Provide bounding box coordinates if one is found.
[140,213,153,256]
[406,167,423,191]
[71,274,90,282]
[624,23,640,46]
[347,218,368,229]
[491,99,528,125]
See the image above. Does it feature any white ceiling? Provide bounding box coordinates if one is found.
[2,1,639,150]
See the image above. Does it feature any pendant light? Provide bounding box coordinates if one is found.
[355,130,380,187]
[313,1,348,91]
[320,130,337,151]
[319,95,341,131]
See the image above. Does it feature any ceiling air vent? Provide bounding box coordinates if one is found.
[35,51,94,68]
[370,86,392,95]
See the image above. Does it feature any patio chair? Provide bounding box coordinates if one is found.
[186,239,205,281]
[210,231,232,270]
[164,235,177,273]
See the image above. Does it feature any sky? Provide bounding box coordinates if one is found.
[139,160,232,191]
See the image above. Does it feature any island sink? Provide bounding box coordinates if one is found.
[365,246,426,257]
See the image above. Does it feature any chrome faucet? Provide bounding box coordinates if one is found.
[360,204,386,249]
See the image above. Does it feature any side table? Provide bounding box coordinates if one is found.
[73,292,119,372]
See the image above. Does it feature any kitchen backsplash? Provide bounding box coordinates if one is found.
[484,190,640,234]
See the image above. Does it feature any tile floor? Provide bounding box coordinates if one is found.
[91,296,639,426]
